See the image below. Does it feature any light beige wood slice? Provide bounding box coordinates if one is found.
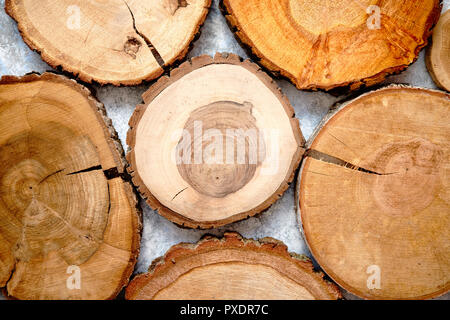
[221,0,442,91]
[5,0,211,85]
[127,53,305,229]
[297,86,450,300]
[427,10,450,92]
[0,73,141,300]
[126,232,341,300]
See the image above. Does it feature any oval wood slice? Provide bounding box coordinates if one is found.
[427,10,450,91]
[126,232,341,300]
[5,0,211,85]
[221,0,442,91]
[127,53,304,229]
[0,73,141,300]
[298,86,450,299]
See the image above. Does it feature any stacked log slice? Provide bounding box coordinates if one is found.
[126,232,341,300]
[222,0,442,91]
[0,73,141,299]
[5,0,211,85]
[298,86,450,299]
[127,53,304,228]
[427,10,450,91]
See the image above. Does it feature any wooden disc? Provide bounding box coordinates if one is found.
[127,53,304,229]
[126,232,341,300]
[427,10,450,91]
[298,86,450,299]
[5,0,211,85]
[0,73,141,300]
[221,0,442,91]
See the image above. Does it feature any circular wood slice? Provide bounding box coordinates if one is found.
[221,0,442,91]
[427,10,450,92]
[126,232,341,300]
[127,53,305,229]
[298,86,450,300]
[5,0,211,85]
[0,73,141,300]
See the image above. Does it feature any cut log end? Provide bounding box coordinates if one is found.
[0,73,141,300]
[222,0,442,91]
[5,0,211,85]
[298,86,450,300]
[427,10,450,92]
[127,53,304,229]
[126,232,341,300]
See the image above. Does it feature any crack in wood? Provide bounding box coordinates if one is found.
[3,259,16,291]
[38,169,65,185]
[66,166,127,181]
[67,165,103,176]
[172,187,188,201]
[305,149,394,176]
[123,0,165,67]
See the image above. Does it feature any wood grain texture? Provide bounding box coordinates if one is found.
[297,85,450,299]
[126,232,341,300]
[127,53,305,229]
[221,0,442,91]
[427,10,450,91]
[0,73,141,300]
[5,0,211,85]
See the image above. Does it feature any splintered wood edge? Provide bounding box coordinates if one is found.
[125,231,342,300]
[4,1,212,86]
[0,72,142,299]
[220,0,443,92]
[126,52,306,229]
[295,84,450,300]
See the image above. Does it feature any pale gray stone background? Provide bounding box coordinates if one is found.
[0,0,448,300]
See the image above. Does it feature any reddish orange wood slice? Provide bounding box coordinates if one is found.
[222,0,442,91]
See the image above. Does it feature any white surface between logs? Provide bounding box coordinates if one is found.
[0,0,448,300]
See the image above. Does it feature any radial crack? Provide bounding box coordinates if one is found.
[305,149,393,176]
[38,169,65,185]
[122,0,165,67]
[172,187,188,201]
[67,165,102,176]
[66,165,124,181]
